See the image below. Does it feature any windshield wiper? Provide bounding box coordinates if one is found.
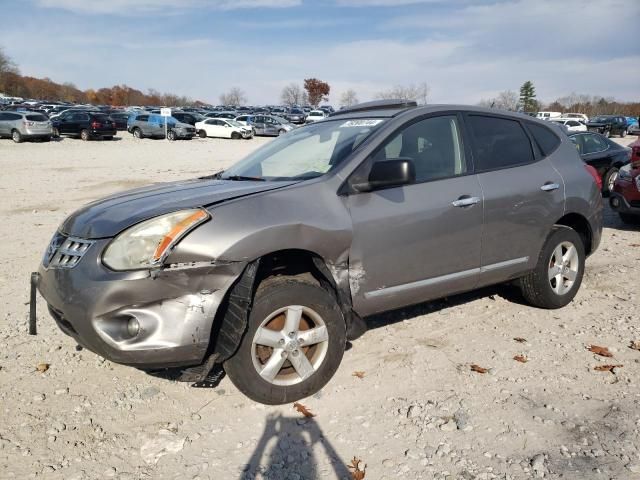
[198,170,224,180]
[222,175,266,182]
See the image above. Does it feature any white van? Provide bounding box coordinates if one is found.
[536,111,562,121]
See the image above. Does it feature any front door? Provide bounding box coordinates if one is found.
[346,114,483,316]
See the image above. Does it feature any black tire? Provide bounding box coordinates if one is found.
[619,213,639,225]
[278,129,286,136]
[519,226,585,309]
[133,128,143,139]
[11,130,22,143]
[43,136,51,142]
[231,131,241,140]
[224,275,346,405]
[167,130,177,141]
[620,129,627,138]
[80,129,90,141]
[199,130,207,138]
[603,167,619,195]
[604,129,610,138]
[104,136,113,140]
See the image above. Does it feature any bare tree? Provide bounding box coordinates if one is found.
[477,90,519,111]
[339,89,358,107]
[376,82,429,105]
[219,87,247,106]
[280,83,306,107]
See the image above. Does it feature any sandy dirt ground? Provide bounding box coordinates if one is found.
[0,133,639,480]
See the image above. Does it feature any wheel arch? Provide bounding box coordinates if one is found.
[554,212,593,255]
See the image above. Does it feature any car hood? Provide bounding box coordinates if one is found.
[60,178,298,239]
[586,122,609,127]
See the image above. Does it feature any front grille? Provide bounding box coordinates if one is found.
[43,233,94,269]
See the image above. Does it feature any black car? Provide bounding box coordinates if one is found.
[569,131,632,193]
[51,111,117,140]
[109,112,130,130]
[586,115,629,138]
[171,111,205,126]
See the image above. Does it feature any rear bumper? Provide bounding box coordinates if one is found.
[91,129,117,137]
[36,237,247,368]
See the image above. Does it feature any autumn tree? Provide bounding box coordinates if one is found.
[519,81,537,113]
[340,89,358,107]
[220,87,247,106]
[280,83,306,106]
[304,78,330,107]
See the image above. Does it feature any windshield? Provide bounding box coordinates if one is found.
[310,112,322,116]
[227,120,243,127]
[221,118,386,181]
[271,116,288,124]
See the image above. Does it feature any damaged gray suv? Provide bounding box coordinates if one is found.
[36,100,602,404]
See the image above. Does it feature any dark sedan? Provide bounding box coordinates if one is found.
[286,108,306,124]
[586,115,629,138]
[569,131,632,194]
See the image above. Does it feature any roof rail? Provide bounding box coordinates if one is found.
[330,99,418,116]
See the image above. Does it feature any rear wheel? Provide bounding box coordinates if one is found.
[224,276,346,405]
[167,130,177,141]
[11,130,22,143]
[603,167,619,195]
[199,130,207,138]
[133,128,143,139]
[519,227,585,309]
[278,129,286,136]
[620,129,627,138]
[231,131,241,140]
[80,129,90,141]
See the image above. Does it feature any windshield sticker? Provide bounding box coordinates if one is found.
[340,119,383,128]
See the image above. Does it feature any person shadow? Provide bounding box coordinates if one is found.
[240,412,351,480]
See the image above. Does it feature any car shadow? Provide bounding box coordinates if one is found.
[603,203,640,231]
[238,413,351,480]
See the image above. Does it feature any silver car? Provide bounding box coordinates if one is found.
[0,111,52,142]
[250,115,295,136]
[35,100,602,405]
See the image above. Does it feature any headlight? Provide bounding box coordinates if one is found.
[618,169,632,181]
[102,209,209,271]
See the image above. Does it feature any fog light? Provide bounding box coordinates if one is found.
[611,197,620,208]
[126,318,140,337]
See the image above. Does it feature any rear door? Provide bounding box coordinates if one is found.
[464,114,565,286]
[0,112,9,135]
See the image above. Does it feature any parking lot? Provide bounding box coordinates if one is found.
[1,134,639,480]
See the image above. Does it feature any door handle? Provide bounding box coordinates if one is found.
[452,196,480,207]
[540,183,560,191]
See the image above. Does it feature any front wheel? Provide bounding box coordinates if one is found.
[278,129,286,136]
[231,131,241,140]
[198,130,207,138]
[133,128,143,139]
[224,276,346,405]
[518,226,585,309]
[167,130,177,141]
[603,167,619,195]
[620,129,627,138]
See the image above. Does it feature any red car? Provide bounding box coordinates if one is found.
[610,138,640,224]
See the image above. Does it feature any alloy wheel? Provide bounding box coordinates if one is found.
[251,305,329,386]
[548,241,579,295]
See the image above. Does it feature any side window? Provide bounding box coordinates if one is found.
[582,134,608,154]
[137,115,149,122]
[0,113,8,120]
[569,135,583,155]
[567,121,579,127]
[205,119,214,125]
[527,122,561,156]
[467,115,534,171]
[373,115,467,183]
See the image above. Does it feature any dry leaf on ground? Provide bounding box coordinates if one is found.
[348,456,366,479]
[513,355,528,363]
[630,244,640,247]
[293,402,315,418]
[470,364,488,374]
[36,363,49,373]
[629,340,640,351]
[587,345,613,357]
[352,371,365,379]
[513,337,527,343]
[594,364,623,372]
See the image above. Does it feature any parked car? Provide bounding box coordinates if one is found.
[127,113,195,140]
[0,111,52,142]
[268,107,288,117]
[234,115,253,127]
[568,131,632,193]
[564,113,589,123]
[625,116,639,130]
[286,108,306,124]
[195,118,253,139]
[609,139,640,224]
[536,111,562,121]
[212,112,237,120]
[171,111,205,126]
[305,109,327,123]
[550,118,587,132]
[35,101,602,405]
[51,111,116,140]
[251,115,294,136]
[109,112,130,130]
[586,115,629,138]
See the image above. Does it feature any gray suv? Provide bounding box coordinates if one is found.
[35,101,602,404]
[0,111,52,142]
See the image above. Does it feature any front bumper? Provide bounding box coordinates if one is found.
[610,192,640,216]
[36,237,246,368]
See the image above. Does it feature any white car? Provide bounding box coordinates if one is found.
[536,111,562,121]
[564,113,589,124]
[550,118,587,132]
[196,118,253,139]
[305,110,327,123]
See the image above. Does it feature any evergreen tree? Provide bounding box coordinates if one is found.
[519,81,537,112]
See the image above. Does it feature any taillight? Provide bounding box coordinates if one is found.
[584,164,602,190]
[91,121,101,129]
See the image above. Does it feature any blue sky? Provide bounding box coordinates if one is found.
[1,0,638,105]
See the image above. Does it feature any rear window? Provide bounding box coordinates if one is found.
[93,115,110,121]
[467,115,534,171]
[26,114,48,121]
[527,123,561,156]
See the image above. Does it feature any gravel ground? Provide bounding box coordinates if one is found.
[0,133,639,480]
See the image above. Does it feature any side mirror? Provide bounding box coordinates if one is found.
[353,158,416,192]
